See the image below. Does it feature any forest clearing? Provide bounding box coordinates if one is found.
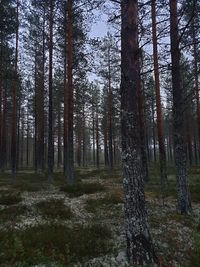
[0,166,200,266]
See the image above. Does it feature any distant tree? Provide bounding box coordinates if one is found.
[11,0,19,179]
[151,0,168,190]
[170,0,192,214]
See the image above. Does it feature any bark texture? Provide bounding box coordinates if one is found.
[121,0,157,265]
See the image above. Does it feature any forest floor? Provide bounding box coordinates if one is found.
[0,166,200,267]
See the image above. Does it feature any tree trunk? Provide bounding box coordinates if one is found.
[48,0,54,182]
[0,36,2,171]
[1,83,7,172]
[138,81,149,182]
[11,0,19,179]
[92,103,96,166]
[170,0,192,214]
[121,1,157,265]
[104,126,109,167]
[26,112,29,167]
[57,102,62,169]
[64,0,74,184]
[96,111,99,169]
[192,23,200,161]
[152,98,157,162]
[151,0,168,189]
[108,47,113,170]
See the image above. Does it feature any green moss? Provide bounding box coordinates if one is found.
[36,198,73,220]
[0,192,22,205]
[0,223,113,266]
[60,182,106,197]
[85,191,123,213]
[0,205,28,223]
[188,233,200,267]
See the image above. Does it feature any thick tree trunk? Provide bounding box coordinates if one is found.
[121,1,157,265]
[170,0,192,214]
[151,0,167,189]
[48,0,54,182]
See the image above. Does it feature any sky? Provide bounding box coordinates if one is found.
[89,13,109,38]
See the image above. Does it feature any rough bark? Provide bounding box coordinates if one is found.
[121,0,157,265]
[170,0,192,214]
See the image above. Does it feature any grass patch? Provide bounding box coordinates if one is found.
[36,198,73,220]
[0,205,28,223]
[0,223,113,266]
[188,233,200,267]
[85,190,123,213]
[189,183,200,202]
[0,192,22,205]
[60,182,106,197]
[166,212,195,228]
[13,182,43,192]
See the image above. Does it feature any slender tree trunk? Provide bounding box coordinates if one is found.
[193,132,198,165]
[108,48,113,170]
[104,126,109,167]
[96,111,99,169]
[57,102,62,169]
[138,81,149,182]
[192,23,200,161]
[151,0,167,188]
[77,129,81,167]
[1,84,7,172]
[37,12,45,173]
[64,1,68,175]
[64,0,74,184]
[48,0,54,182]
[26,113,29,167]
[92,103,96,166]
[170,0,192,214]
[121,1,157,265]
[82,107,86,167]
[16,102,21,170]
[20,112,24,168]
[152,99,157,162]
[11,0,19,179]
[0,36,2,171]
[34,52,38,173]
